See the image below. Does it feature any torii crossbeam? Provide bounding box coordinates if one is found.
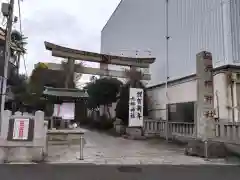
[44,41,155,80]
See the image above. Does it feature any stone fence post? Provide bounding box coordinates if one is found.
[0,110,12,139]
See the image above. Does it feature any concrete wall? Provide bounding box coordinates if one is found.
[147,69,240,122]
[0,111,47,163]
[148,78,197,120]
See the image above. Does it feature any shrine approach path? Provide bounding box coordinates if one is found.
[46,128,239,165]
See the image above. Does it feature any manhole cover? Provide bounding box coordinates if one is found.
[117,166,142,173]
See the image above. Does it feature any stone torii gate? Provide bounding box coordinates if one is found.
[43,41,155,82]
[43,41,155,129]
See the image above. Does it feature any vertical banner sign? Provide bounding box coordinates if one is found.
[129,88,144,127]
[12,118,30,140]
[196,51,215,139]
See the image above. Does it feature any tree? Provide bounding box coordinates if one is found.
[115,68,149,125]
[11,74,29,110]
[24,62,84,114]
[11,30,27,54]
[86,77,123,119]
[7,30,29,111]
[16,63,64,113]
[30,60,84,91]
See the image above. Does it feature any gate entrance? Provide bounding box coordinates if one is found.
[42,41,155,129]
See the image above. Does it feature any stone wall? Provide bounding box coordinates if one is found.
[0,110,48,163]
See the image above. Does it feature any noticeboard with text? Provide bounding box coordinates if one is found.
[53,103,75,120]
[13,118,30,140]
[128,88,144,127]
[7,118,34,141]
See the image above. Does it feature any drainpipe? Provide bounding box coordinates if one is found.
[215,90,220,121]
[230,81,235,122]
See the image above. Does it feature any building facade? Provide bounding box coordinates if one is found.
[101,0,240,122]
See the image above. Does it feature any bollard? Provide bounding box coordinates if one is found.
[204,140,209,161]
[79,135,84,160]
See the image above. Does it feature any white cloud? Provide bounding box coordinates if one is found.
[11,0,121,83]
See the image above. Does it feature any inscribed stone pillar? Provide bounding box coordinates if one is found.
[196,51,215,140]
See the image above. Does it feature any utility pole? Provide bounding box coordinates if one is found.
[0,0,15,133]
[165,0,170,141]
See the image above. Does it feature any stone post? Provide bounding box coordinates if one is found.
[31,111,45,162]
[43,121,48,157]
[196,51,215,140]
[0,110,12,162]
[34,111,45,142]
[0,110,12,139]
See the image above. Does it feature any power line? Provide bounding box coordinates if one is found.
[22,54,28,76]
[17,0,22,32]
[17,0,27,76]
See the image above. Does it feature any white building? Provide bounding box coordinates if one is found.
[101,0,240,123]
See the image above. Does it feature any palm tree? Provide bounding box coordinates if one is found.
[10,30,28,73]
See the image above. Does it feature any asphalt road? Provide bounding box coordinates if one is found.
[1,164,240,180]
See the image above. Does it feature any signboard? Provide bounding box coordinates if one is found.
[128,88,144,127]
[196,51,215,139]
[12,118,30,140]
[53,103,75,120]
[60,103,75,120]
[7,118,34,141]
